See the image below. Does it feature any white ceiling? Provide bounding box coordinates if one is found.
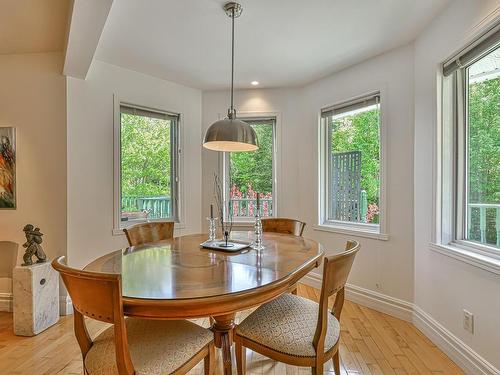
[95,0,451,90]
[0,0,70,55]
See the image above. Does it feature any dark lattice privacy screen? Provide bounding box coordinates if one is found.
[331,151,362,222]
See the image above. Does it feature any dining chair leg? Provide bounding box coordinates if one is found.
[332,351,340,374]
[312,358,323,375]
[204,342,215,375]
[235,337,246,375]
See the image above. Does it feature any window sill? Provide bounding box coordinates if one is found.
[112,222,186,236]
[312,224,389,241]
[429,242,500,276]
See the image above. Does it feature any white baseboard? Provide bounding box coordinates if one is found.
[346,283,414,322]
[302,273,413,322]
[59,295,73,316]
[0,292,13,312]
[302,273,499,375]
[413,306,500,375]
[302,272,322,289]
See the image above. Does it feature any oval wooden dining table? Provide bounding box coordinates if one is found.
[84,231,324,374]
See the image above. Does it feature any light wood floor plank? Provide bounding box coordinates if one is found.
[0,285,464,374]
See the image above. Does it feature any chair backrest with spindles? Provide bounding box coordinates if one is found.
[52,256,135,375]
[261,218,306,236]
[313,241,360,355]
[123,221,174,246]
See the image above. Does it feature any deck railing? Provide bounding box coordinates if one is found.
[122,196,272,220]
[121,196,171,220]
[120,196,498,246]
[468,203,500,246]
[230,198,273,217]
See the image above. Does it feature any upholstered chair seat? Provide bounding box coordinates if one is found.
[85,318,213,375]
[236,293,340,357]
[234,241,360,374]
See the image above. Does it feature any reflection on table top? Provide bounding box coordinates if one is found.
[84,232,323,300]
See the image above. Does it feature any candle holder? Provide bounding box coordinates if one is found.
[220,230,234,248]
[206,217,218,241]
[253,209,264,251]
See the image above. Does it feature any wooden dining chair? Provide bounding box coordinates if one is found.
[123,221,174,246]
[261,218,306,294]
[234,240,360,375]
[52,256,215,375]
[261,218,306,237]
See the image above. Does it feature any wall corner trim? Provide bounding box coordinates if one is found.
[302,273,499,375]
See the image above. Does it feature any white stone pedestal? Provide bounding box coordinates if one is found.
[13,262,59,336]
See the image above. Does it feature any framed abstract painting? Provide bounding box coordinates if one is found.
[0,127,16,209]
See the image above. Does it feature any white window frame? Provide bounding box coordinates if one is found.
[316,90,388,241]
[219,112,281,225]
[432,20,500,274]
[112,96,183,234]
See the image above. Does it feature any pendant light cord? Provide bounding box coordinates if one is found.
[230,7,235,118]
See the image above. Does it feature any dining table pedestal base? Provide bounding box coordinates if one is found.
[211,313,236,375]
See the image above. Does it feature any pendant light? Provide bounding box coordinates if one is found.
[203,2,258,152]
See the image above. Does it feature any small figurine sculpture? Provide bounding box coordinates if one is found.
[21,224,47,266]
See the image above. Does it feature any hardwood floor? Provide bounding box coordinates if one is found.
[0,284,464,374]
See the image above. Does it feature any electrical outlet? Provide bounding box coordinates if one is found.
[463,310,474,334]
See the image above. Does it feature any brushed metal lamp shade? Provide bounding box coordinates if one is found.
[203,118,258,152]
[202,2,259,152]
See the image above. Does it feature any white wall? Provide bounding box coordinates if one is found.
[202,44,416,303]
[303,45,415,302]
[414,0,500,370]
[67,60,202,268]
[0,53,66,302]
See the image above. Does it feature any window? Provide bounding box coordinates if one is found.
[320,92,382,233]
[224,118,276,220]
[441,23,499,251]
[116,104,179,228]
[465,49,500,248]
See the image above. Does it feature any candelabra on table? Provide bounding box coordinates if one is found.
[207,217,218,241]
[253,194,264,250]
